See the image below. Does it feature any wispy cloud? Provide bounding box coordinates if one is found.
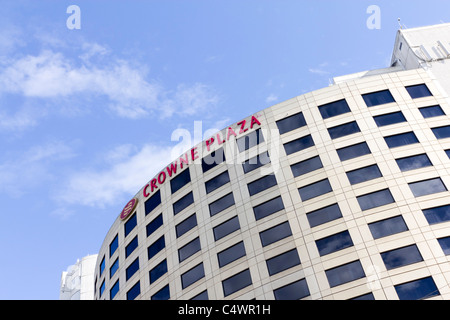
[266,93,278,104]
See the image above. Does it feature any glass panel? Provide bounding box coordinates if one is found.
[146,213,163,237]
[276,112,307,134]
[306,203,343,228]
[266,249,301,276]
[291,156,323,177]
[126,257,139,281]
[283,135,314,155]
[109,235,118,257]
[236,128,264,152]
[384,132,419,148]
[318,99,351,119]
[325,260,365,287]
[222,269,252,297]
[259,221,292,247]
[181,263,205,289]
[419,105,445,118]
[124,213,137,237]
[170,168,191,194]
[126,281,140,300]
[247,174,277,196]
[205,170,230,194]
[190,290,208,300]
[432,125,450,139]
[357,189,395,211]
[396,154,432,172]
[125,236,138,258]
[362,90,395,107]
[202,147,226,173]
[151,284,170,300]
[217,241,246,267]
[213,216,240,241]
[149,260,168,284]
[253,196,284,220]
[242,151,271,173]
[437,237,450,255]
[422,204,450,225]
[350,293,375,300]
[178,237,201,262]
[110,258,119,278]
[316,230,353,256]
[368,216,408,239]
[175,213,197,238]
[406,84,432,99]
[147,236,165,260]
[145,190,161,215]
[298,179,332,201]
[346,164,382,185]
[395,277,439,300]
[173,191,194,215]
[408,178,447,197]
[381,245,423,270]
[336,142,371,161]
[373,111,406,127]
[273,279,309,300]
[209,192,235,216]
[328,121,361,139]
[110,280,119,300]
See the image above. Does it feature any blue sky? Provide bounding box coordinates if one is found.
[0,0,449,300]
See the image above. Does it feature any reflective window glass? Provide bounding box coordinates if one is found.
[190,290,208,300]
[362,90,395,107]
[396,154,432,172]
[306,203,343,228]
[242,151,271,173]
[328,121,361,139]
[432,125,450,139]
[298,179,332,201]
[406,84,432,99]
[126,281,140,300]
[283,135,314,155]
[147,236,165,260]
[151,284,170,300]
[384,132,419,148]
[395,277,439,300]
[351,293,375,300]
[236,129,264,152]
[110,280,119,300]
[124,213,137,237]
[259,221,292,247]
[205,170,230,194]
[146,213,163,237]
[99,280,105,297]
[181,263,205,289]
[175,213,197,238]
[316,230,353,256]
[110,258,119,278]
[178,237,201,262]
[437,237,450,255]
[247,174,277,196]
[145,190,161,215]
[209,192,235,216]
[373,111,406,127]
[109,235,118,257]
[253,196,284,221]
[173,192,194,215]
[276,112,307,134]
[222,269,252,297]
[202,147,226,173]
[217,241,246,267]
[125,236,138,258]
[325,260,365,287]
[336,142,371,161]
[381,244,423,270]
[149,259,168,284]
[422,204,450,225]
[346,164,382,185]
[318,99,351,119]
[368,216,408,239]
[408,177,447,197]
[266,249,301,276]
[99,256,105,276]
[291,156,323,177]
[213,216,240,241]
[357,189,395,211]
[273,279,309,300]
[126,257,139,281]
[419,105,445,118]
[170,168,191,194]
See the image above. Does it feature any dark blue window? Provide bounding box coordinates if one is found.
[99,280,105,297]
[151,284,170,300]
[437,237,450,255]
[373,111,406,127]
[237,129,264,152]
[124,213,137,237]
[419,105,445,118]
[146,213,163,237]
[381,245,423,270]
[276,112,307,134]
[176,213,197,238]
[384,132,419,148]
[291,156,323,177]
[126,257,139,281]
[170,168,191,194]
[266,249,301,276]
[217,241,246,267]
[328,121,361,139]
[406,84,432,99]
[109,235,118,257]
[205,170,230,194]
[247,174,277,196]
[396,154,432,172]
[446,149,450,159]
[126,281,140,300]
[318,99,351,119]
[213,216,240,241]
[316,231,353,256]
[325,260,365,287]
[395,277,439,300]
[110,280,119,300]
[306,203,343,228]
[298,179,332,201]
[99,256,105,276]
[150,260,168,284]
[362,90,395,107]
[283,135,314,155]
[178,237,201,262]
[357,189,395,211]
[242,151,270,173]
[336,142,371,161]
[351,293,375,300]
[125,236,138,258]
[273,279,309,300]
[209,192,235,216]
[259,221,292,247]
[222,269,252,297]
[368,216,408,239]
[432,125,450,139]
[409,178,447,197]
[181,263,205,289]
[422,204,450,225]
[145,190,161,215]
[253,196,284,221]
[110,258,119,278]
[173,191,194,215]
[147,236,165,260]
[346,164,382,185]
[202,147,226,173]
[191,290,208,300]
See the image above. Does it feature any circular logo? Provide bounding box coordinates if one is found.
[120,198,138,221]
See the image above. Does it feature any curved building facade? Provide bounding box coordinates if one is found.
[94,24,450,300]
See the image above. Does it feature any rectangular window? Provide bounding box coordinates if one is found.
[247,174,277,196]
[175,213,197,238]
[318,99,351,119]
[368,215,408,239]
[242,151,271,173]
[298,179,332,201]
[328,121,361,140]
[110,258,119,278]
[446,149,450,159]
[283,135,314,155]
[217,241,246,268]
[437,236,450,255]
[170,168,191,194]
[190,290,208,300]
[291,156,323,177]
[362,90,395,107]
[126,257,139,281]
[99,256,105,276]
[336,142,371,161]
[325,260,365,288]
[126,281,140,300]
[147,236,165,260]
[384,132,419,148]
[357,189,395,211]
[306,203,343,228]
[422,204,450,225]
[276,112,307,134]
[273,279,309,300]
[146,213,163,237]
[266,249,301,276]
[253,196,284,221]
[373,111,406,127]
[259,221,292,247]
[124,213,137,237]
[213,216,240,241]
[432,125,450,139]
[173,192,194,215]
[125,236,138,258]
[109,235,118,257]
[395,277,439,300]
[181,263,205,289]
[236,128,264,152]
[222,269,252,297]
[205,170,230,194]
[209,192,235,216]
[381,244,423,270]
[151,284,170,300]
[396,154,432,172]
[178,237,201,262]
[408,177,447,197]
[202,147,226,173]
[149,259,168,284]
[99,280,105,298]
[406,84,432,99]
[145,190,161,215]
[110,280,119,300]
[346,164,382,185]
[316,230,353,256]
[419,105,445,118]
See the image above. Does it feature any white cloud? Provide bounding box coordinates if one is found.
[266,93,278,104]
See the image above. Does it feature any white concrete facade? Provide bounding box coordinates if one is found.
[94,23,450,300]
[60,254,98,300]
